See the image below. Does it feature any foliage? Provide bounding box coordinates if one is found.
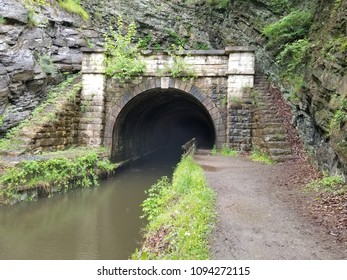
[321,36,347,63]
[166,29,187,49]
[104,16,146,83]
[229,96,243,106]
[196,42,209,50]
[58,0,89,21]
[263,10,313,52]
[38,55,58,77]
[0,16,6,25]
[329,109,347,135]
[211,145,217,155]
[161,46,197,81]
[220,145,239,157]
[27,7,39,28]
[0,151,116,203]
[185,0,229,9]
[0,74,80,153]
[305,175,346,195]
[269,0,291,14]
[276,39,309,73]
[25,0,48,6]
[207,0,229,9]
[250,150,275,165]
[0,114,5,127]
[138,35,153,50]
[132,156,216,260]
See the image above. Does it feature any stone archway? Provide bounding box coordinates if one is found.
[103,78,225,161]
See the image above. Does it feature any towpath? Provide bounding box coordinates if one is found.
[194,152,346,260]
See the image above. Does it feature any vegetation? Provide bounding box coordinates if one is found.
[104,16,146,83]
[305,175,346,195]
[0,74,80,153]
[38,55,58,77]
[220,145,239,156]
[263,10,313,53]
[0,16,6,25]
[0,150,116,204]
[58,0,89,21]
[132,156,216,260]
[160,46,197,81]
[250,150,275,165]
[269,0,292,14]
[186,0,229,9]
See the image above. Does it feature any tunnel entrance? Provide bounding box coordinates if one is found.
[111,89,216,161]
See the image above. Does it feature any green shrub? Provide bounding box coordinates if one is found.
[58,0,89,21]
[104,16,146,83]
[263,10,313,52]
[276,39,309,72]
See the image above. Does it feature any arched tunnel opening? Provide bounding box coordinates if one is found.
[111,89,216,162]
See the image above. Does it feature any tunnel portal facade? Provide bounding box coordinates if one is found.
[80,47,255,161]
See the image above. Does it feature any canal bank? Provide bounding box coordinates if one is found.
[0,147,181,259]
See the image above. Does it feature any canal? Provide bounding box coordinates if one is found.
[0,148,181,260]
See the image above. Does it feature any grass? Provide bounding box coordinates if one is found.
[132,156,216,260]
[211,145,239,157]
[58,0,89,21]
[304,175,346,195]
[250,150,275,165]
[0,149,116,204]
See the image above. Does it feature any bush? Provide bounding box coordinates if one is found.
[276,39,310,73]
[263,10,313,52]
[104,16,146,83]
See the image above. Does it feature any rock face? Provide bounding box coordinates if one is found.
[0,0,100,134]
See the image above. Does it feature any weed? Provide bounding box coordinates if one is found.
[0,16,6,25]
[138,34,153,50]
[329,109,346,135]
[160,45,197,81]
[305,175,346,195]
[27,7,39,28]
[38,55,58,77]
[132,156,216,260]
[0,113,5,127]
[220,145,239,157]
[196,42,209,50]
[211,145,217,155]
[104,16,146,83]
[250,150,275,165]
[58,0,89,21]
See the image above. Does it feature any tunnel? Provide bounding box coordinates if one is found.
[111,89,216,161]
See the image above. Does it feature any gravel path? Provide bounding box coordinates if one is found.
[194,153,347,260]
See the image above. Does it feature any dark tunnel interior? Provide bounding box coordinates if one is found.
[111,89,216,161]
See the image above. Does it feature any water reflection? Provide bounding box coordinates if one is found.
[0,148,181,260]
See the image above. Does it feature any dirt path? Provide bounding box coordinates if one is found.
[194,153,347,260]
